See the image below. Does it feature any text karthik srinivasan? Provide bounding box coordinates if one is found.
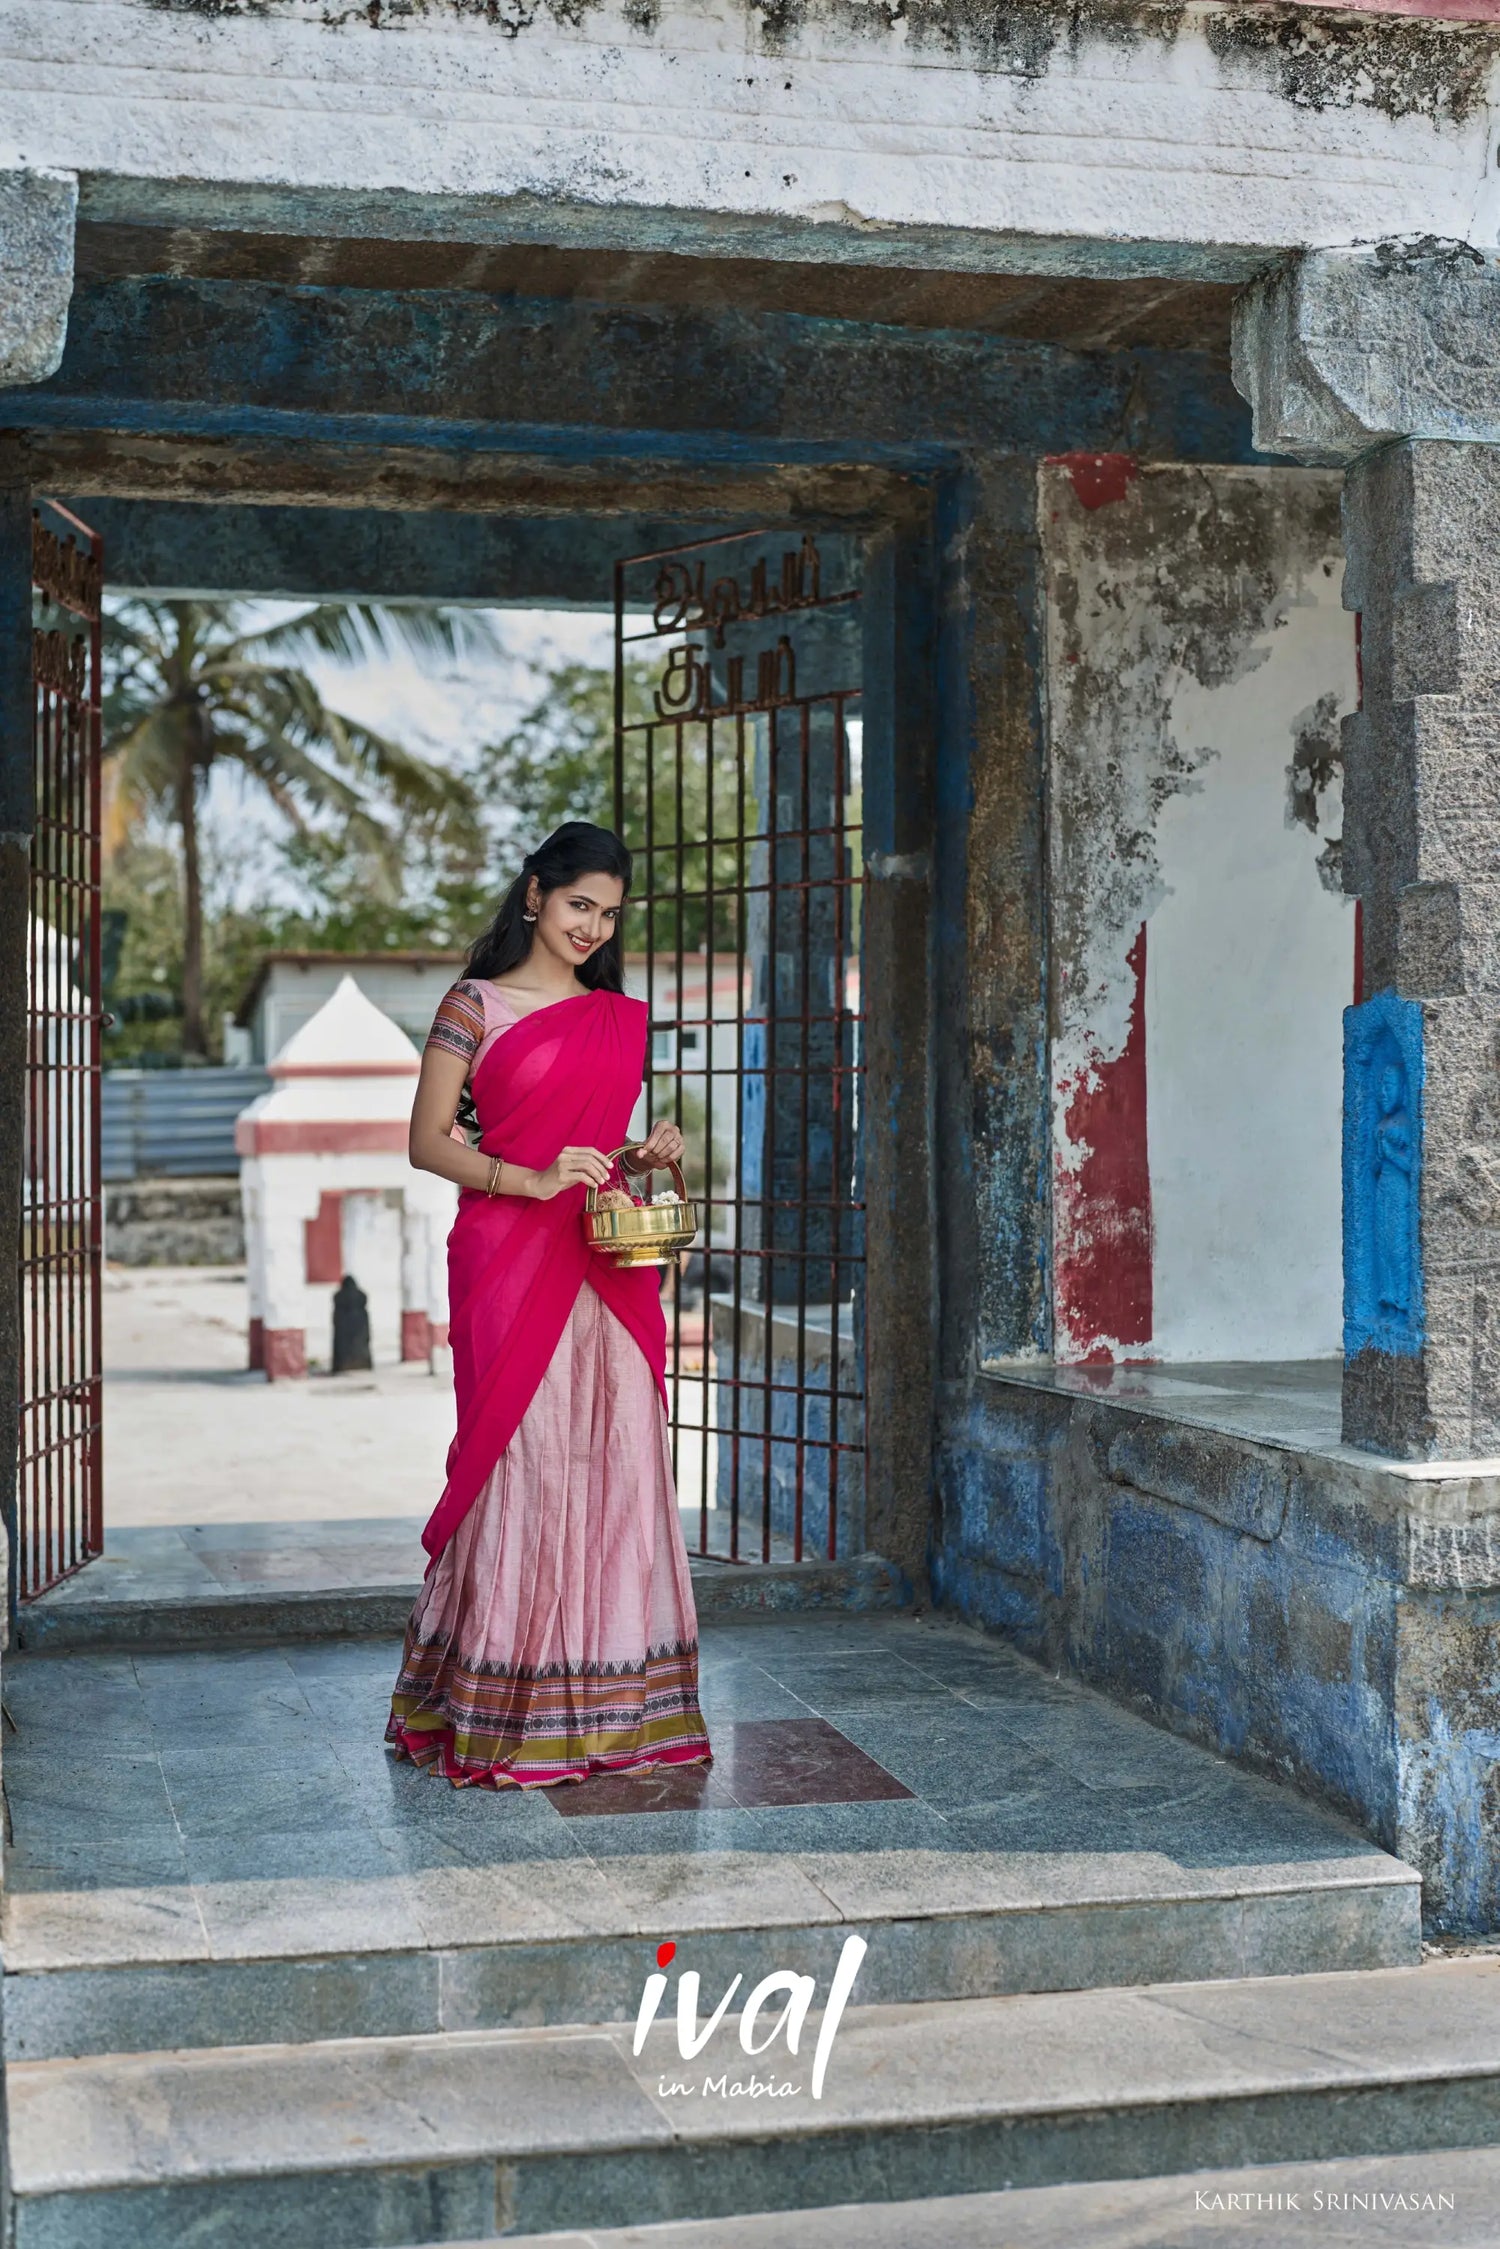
[1194,2190,1456,2214]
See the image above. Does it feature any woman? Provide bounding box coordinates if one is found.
[386,821,712,1787]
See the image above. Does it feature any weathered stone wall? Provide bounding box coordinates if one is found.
[3,3,1496,276]
[934,1370,1500,1933]
[1340,441,1500,1461]
[105,1178,246,1268]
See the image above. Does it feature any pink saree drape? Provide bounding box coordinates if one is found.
[423,989,667,1565]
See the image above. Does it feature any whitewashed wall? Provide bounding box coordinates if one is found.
[2,1,1495,270]
[1044,461,1357,1366]
[1145,580,1357,1362]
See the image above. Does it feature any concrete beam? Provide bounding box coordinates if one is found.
[30,427,920,528]
[11,276,1258,472]
[0,169,75,390]
[74,499,724,605]
[1232,243,1500,465]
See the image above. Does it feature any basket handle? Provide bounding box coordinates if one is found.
[585,1143,689,1211]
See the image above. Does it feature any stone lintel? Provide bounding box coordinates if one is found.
[0,169,76,390]
[1232,243,1500,466]
[69,498,725,606]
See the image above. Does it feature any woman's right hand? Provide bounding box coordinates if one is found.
[530,1146,614,1201]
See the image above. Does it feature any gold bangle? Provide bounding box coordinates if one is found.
[486,1156,502,1198]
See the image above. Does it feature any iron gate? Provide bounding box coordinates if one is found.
[613,529,865,1563]
[20,501,104,1601]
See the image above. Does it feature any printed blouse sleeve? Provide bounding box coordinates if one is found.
[425,981,486,1068]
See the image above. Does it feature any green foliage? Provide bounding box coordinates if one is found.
[479,657,751,954]
[102,598,489,1054]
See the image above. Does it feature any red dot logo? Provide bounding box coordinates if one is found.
[656,1941,677,1970]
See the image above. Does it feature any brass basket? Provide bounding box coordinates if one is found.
[584,1145,699,1269]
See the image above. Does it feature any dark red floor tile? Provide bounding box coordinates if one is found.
[713,1718,913,1808]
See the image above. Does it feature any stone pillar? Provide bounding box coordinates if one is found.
[748,602,860,1309]
[400,1201,432,1363]
[1235,245,1500,1459]
[861,508,940,1589]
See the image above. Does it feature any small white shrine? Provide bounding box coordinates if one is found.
[235,975,454,1379]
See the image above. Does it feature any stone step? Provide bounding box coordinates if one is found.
[444,2143,1500,2248]
[17,1535,906,1652]
[3,1846,1419,2064]
[2,1622,1419,2061]
[9,1961,1500,2249]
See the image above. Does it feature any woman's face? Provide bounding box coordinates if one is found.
[528,870,626,971]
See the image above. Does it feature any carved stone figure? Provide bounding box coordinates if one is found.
[1374,1059,1413,1316]
[332,1273,372,1374]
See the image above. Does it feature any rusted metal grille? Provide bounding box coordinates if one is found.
[20,501,104,1601]
[614,529,865,1563]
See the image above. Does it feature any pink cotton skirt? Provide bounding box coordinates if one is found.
[387,1281,711,1787]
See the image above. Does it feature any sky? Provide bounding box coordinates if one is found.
[193,604,615,914]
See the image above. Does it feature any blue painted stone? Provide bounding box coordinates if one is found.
[1343,991,1425,1360]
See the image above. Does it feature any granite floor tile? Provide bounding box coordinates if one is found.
[162,1765,372,1841]
[1,1751,173,1829]
[753,1656,960,1712]
[556,1804,808,1861]
[156,1739,352,1787]
[694,1661,818,1723]
[548,1762,739,1819]
[181,1823,402,1887]
[373,1768,602,1853]
[562,1787,958,1861]
[2,1830,192,1894]
[3,1661,147,1743]
[373,1760,586,1827]
[818,1704,1063,1811]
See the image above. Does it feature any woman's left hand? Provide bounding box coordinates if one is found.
[627,1121,685,1173]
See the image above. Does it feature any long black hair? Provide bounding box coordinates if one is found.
[467,822,632,992]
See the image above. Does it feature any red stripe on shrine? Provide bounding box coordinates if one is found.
[1054,922,1153,1360]
[236,1118,410,1155]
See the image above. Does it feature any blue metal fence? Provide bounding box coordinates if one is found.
[102,1067,270,1181]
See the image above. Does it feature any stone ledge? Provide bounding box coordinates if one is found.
[984,1357,1500,1586]
[16,1552,908,1653]
[0,168,75,390]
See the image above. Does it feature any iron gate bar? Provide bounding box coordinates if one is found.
[22,500,104,1603]
[614,530,864,1566]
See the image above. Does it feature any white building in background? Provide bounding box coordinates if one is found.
[232,951,465,1069]
[235,976,455,1379]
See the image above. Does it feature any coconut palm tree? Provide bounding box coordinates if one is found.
[103,600,489,1055]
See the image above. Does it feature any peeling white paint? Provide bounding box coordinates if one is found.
[1147,587,1356,1362]
[1,0,1495,268]
[1044,463,1357,1365]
